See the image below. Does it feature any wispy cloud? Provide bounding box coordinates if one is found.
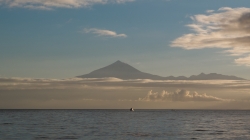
[139,89,228,102]
[1,77,250,90]
[171,7,250,66]
[206,10,214,13]
[0,0,135,10]
[84,28,127,38]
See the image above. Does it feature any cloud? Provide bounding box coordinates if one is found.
[0,0,135,10]
[235,56,250,66]
[0,77,128,90]
[171,7,250,66]
[206,10,214,13]
[84,28,127,38]
[1,77,250,90]
[139,89,228,102]
[1,77,250,109]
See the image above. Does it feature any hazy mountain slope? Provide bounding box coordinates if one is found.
[77,61,245,80]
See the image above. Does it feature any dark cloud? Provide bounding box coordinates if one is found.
[238,12,250,31]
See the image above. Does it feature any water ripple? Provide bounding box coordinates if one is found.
[0,110,250,139]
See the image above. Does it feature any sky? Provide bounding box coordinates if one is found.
[1,0,250,79]
[1,0,250,109]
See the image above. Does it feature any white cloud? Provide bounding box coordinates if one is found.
[171,7,250,66]
[84,28,127,38]
[235,55,250,66]
[206,10,214,13]
[139,89,228,102]
[0,0,134,10]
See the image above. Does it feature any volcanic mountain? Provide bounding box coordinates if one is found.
[77,60,245,80]
[78,60,164,80]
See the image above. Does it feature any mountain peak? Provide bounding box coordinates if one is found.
[112,60,126,65]
[115,60,122,63]
[77,60,164,79]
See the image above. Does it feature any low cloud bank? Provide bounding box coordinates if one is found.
[139,89,228,102]
[0,77,250,90]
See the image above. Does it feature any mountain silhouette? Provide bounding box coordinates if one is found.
[77,60,164,80]
[188,73,244,80]
[77,60,245,80]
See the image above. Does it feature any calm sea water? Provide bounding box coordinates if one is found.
[0,110,250,139]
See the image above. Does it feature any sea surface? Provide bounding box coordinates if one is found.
[0,110,250,139]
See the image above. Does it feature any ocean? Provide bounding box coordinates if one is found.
[0,109,250,139]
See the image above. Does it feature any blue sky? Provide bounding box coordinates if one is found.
[1,0,250,79]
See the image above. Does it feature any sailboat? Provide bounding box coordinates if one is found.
[130,108,134,111]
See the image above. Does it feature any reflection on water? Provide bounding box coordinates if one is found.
[0,110,250,139]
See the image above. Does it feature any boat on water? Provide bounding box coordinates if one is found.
[130,108,134,111]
